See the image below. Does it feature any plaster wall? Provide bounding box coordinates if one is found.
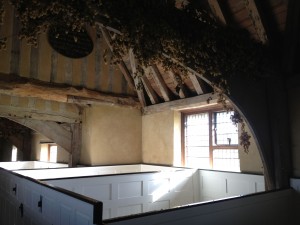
[31,132,50,160]
[142,110,179,166]
[142,109,263,174]
[81,105,142,165]
[238,123,264,174]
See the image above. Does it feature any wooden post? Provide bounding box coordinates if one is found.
[69,123,82,167]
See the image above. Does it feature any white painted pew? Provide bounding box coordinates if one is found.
[0,168,102,225]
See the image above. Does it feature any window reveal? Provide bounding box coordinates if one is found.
[183,109,240,172]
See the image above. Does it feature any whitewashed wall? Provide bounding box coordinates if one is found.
[0,168,102,225]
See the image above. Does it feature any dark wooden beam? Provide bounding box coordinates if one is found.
[143,93,217,115]
[0,94,82,123]
[0,73,140,108]
[208,0,227,24]
[243,0,268,43]
[141,74,160,105]
[129,49,147,107]
[67,96,140,108]
[69,123,82,167]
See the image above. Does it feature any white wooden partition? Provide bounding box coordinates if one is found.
[198,170,265,201]
[45,169,198,220]
[2,163,266,222]
[0,168,102,225]
[43,167,265,220]
[104,189,295,225]
[0,161,68,170]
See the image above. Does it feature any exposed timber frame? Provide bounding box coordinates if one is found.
[9,118,72,153]
[97,24,136,90]
[0,73,140,108]
[8,117,82,167]
[151,65,174,102]
[143,93,218,115]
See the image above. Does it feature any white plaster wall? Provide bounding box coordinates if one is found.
[142,110,176,165]
[238,123,264,174]
[81,105,142,165]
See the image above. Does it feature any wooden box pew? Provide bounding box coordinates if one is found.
[41,168,199,220]
[3,163,267,222]
[0,167,103,225]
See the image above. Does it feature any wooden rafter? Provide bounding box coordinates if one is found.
[243,0,268,43]
[208,0,227,24]
[129,49,146,107]
[98,25,136,90]
[161,53,212,86]
[188,72,204,95]
[169,71,189,98]
[141,72,160,104]
[151,65,174,102]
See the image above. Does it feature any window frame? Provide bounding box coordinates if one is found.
[181,105,239,170]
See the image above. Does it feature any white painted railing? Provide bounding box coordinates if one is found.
[0,168,102,225]
[13,164,180,180]
[104,189,295,225]
[198,170,265,201]
[0,161,68,170]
